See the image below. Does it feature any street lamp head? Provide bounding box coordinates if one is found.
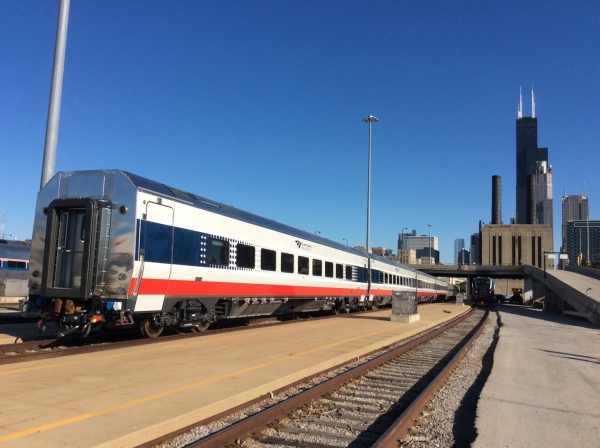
[362,115,379,123]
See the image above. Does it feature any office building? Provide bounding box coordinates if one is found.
[457,248,470,265]
[515,88,548,224]
[470,233,480,265]
[398,230,438,252]
[454,239,465,264]
[565,220,600,266]
[397,249,417,265]
[534,161,553,227]
[416,248,439,265]
[562,194,589,253]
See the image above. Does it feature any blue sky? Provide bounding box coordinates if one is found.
[1,1,598,263]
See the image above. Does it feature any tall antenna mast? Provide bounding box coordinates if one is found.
[531,86,536,118]
[518,87,523,118]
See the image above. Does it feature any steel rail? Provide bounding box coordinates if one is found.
[371,308,489,447]
[181,307,480,448]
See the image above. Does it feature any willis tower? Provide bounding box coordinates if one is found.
[515,88,548,224]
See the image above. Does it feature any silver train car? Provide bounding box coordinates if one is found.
[21,170,448,337]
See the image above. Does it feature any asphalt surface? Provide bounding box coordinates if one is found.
[473,304,600,448]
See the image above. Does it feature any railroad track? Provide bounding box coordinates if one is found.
[0,306,405,365]
[150,307,485,448]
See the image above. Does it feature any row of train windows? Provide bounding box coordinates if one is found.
[377,272,437,289]
[139,221,437,287]
[206,237,354,278]
[378,271,415,287]
[0,261,28,269]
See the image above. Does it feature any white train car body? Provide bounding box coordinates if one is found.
[23,170,447,337]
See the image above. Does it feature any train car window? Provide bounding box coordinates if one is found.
[80,215,87,240]
[173,227,202,266]
[325,262,333,278]
[7,261,26,269]
[261,249,276,271]
[345,265,352,280]
[206,238,229,266]
[335,264,343,279]
[298,256,309,275]
[145,221,173,264]
[236,244,255,269]
[281,253,294,273]
[313,259,322,276]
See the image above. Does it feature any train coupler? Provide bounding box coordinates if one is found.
[55,325,82,338]
[82,315,104,338]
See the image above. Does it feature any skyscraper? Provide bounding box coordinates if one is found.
[534,161,553,227]
[562,193,589,253]
[516,88,548,224]
[454,239,464,264]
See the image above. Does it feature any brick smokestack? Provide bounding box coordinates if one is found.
[492,175,501,224]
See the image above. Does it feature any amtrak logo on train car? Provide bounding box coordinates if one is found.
[295,240,312,251]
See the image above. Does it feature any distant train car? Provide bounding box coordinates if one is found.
[21,170,448,337]
[472,277,495,306]
[0,239,30,298]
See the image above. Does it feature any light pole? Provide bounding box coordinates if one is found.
[363,115,378,301]
[427,224,432,264]
[343,238,348,246]
[315,231,321,236]
[401,227,408,250]
[41,0,71,189]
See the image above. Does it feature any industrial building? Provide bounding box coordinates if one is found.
[480,223,553,268]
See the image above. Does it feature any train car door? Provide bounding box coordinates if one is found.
[134,200,174,312]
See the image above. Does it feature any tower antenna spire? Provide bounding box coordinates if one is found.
[518,87,523,118]
[531,86,536,118]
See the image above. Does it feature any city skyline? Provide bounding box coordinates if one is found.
[0,1,598,263]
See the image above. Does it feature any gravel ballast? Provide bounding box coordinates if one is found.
[401,310,500,447]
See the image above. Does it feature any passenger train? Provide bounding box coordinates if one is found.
[0,239,30,298]
[21,170,448,337]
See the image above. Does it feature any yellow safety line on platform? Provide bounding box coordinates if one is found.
[0,329,250,376]
[0,324,405,443]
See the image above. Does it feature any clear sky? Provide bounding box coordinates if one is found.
[1,1,598,263]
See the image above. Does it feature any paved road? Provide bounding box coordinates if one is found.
[474,304,600,447]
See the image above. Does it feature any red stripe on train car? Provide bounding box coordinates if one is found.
[128,278,442,298]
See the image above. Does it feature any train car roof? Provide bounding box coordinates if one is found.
[122,170,367,257]
[122,171,443,282]
[54,170,441,282]
[0,240,31,260]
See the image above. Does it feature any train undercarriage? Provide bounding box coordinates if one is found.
[22,294,390,338]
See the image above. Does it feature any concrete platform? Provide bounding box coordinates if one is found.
[474,304,600,448]
[0,303,53,344]
[0,303,467,447]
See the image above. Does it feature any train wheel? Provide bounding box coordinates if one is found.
[138,316,163,338]
[191,322,210,333]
